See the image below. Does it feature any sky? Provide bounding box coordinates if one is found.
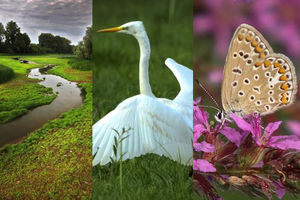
[0,0,92,44]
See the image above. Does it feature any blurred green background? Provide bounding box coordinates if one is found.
[92,0,195,199]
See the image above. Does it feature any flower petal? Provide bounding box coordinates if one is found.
[231,113,254,133]
[193,159,216,172]
[273,181,285,199]
[268,135,300,150]
[219,126,244,147]
[194,141,215,153]
[193,97,201,106]
[264,121,282,138]
[193,124,206,141]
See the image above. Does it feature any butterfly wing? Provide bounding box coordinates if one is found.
[221,24,297,116]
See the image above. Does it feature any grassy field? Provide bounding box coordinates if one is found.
[0,56,56,122]
[0,55,92,199]
[93,0,194,199]
[23,55,93,82]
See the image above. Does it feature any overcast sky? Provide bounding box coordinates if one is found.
[0,0,92,44]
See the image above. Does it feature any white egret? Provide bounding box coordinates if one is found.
[93,21,192,166]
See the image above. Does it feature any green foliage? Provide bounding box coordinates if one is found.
[4,21,31,53]
[14,33,31,53]
[0,64,14,83]
[29,43,54,54]
[73,27,92,59]
[39,33,72,54]
[4,21,20,52]
[0,84,56,123]
[67,57,93,71]
[0,23,5,53]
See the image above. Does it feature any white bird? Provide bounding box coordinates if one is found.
[93,21,192,166]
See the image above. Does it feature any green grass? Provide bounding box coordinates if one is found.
[93,0,193,199]
[0,83,92,199]
[0,56,42,74]
[23,55,92,82]
[0,64,14,83]
[68,58,93,71]
[0,55,92,199]
[0,84,56,123]
[0,56,57,122]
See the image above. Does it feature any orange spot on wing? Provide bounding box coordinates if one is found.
[274,62,281,68]
[238,34,244,41]
[264,60,271,67]
[255,62,262,67]
[251,41,258,47]
[279,75,287,81]
[279,66,285,74]
[255,46,262,53]
[281,83,289,90]
[259,52,265,59]
[246,35,252,42]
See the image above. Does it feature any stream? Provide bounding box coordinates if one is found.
[0,66,83,147]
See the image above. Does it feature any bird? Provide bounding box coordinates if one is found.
[93,21,192,166]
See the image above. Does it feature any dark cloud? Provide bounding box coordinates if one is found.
[0,0,92,44]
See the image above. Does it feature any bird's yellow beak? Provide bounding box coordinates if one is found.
[97,26,123,33]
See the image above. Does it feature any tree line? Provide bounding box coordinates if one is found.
[0,20,73,54]
[0,20,91,59]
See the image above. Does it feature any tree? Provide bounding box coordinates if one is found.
[0,23,5,43]
[73,27,92,59]
[4,21,21,53]
[14,33,31,53]
[39,33,72,53]
[0,23,5,52]
[39,33,55,49]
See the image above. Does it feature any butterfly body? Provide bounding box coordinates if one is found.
[219,24,297,119]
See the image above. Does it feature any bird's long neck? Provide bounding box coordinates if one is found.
[136,32,154,97]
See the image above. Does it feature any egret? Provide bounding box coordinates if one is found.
[93,21,192,166]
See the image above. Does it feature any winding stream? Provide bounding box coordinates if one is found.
[0,66,83,147]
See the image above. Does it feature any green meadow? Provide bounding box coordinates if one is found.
[93,0,195,199]
[0,54,92,199]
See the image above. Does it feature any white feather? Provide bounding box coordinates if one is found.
[93,21,192,166]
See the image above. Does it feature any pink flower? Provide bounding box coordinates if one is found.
[273,181,286,199]
[194,141,216,153]
[231,113,300,150]
[286,121,300,138]
[193,159,216,172]
[208,68,223,84]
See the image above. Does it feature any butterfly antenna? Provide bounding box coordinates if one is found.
[196,79,220,109]
[201,105,220,112]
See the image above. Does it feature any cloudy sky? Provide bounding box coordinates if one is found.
[0,0,92,44]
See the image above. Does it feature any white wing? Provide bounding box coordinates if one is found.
[165,58,193,106]
[93,94,192,166]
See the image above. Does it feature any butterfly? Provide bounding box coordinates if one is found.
[215,24,297,122]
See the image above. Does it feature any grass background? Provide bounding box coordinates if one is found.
[93,0,195,199]
[0,54,92,199]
